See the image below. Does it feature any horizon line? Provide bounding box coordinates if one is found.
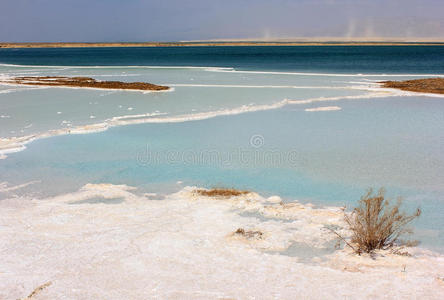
[2,39,444,49]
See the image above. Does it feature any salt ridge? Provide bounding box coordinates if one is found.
[305,106,342,112]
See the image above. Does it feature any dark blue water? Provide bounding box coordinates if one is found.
[1,46,444,73]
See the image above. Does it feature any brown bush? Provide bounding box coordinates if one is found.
[195,188,249,197]
[333,188,421,254]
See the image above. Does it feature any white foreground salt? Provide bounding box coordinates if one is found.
[0,184,443,299]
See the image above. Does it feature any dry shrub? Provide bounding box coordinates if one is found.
[195,188,249,197]
[335,188,421,254]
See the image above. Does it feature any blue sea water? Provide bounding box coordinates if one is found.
[1,46,444,73]
[0,46,443,250]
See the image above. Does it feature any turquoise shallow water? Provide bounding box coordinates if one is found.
[0,46,444,250]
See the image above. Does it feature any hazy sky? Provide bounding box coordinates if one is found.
[1,0,443,42]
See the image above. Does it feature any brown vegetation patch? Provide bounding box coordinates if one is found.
[3,76,169,91]
[380,78,444,94]
[234,228,264,240]
[195,188,249,197]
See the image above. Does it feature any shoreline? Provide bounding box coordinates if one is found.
[2,41,444,48]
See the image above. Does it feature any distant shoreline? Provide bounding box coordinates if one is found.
[1,41,444,48]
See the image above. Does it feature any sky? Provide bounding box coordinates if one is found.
[0,0,443,42]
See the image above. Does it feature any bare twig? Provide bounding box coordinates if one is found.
[326,226,359,254]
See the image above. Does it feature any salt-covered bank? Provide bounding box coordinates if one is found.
[1,183,443,299]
